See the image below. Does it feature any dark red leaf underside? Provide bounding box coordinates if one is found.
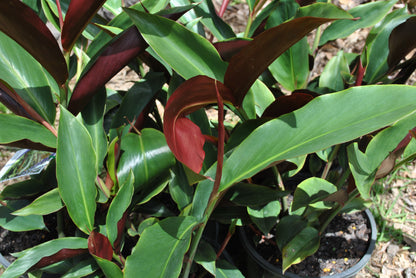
[224,16,336,105]
[0,80,31,119]
[0,0,68,85]
[68,27,147,115]
[164,76,236,173]
[114,211,128,253]
[214,39,252,61]
[88,231,113,261]
[61,0,107,52]
[32,248,88,269]
[387,16,416,68]
[262,93,314,118]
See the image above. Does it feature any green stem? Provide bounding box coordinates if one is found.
[321,145,341,180]
[272,166,288,211]
[57,210,65,238]
[319,189,359,234]
[182,220,207,278]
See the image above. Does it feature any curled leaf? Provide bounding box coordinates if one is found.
[88,231,113,261]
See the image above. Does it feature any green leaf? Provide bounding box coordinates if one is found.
[291,178,337,212]
[2,237,87,278]
[169,163,194,211]
[0,114,56,148]
[0,31,57,124]
[106,171,134,246]
[296,3,353,19]
[364,10,411,83]
[93,255,123,278]
[124,216,198,278]
[320,0,397,45]
[269,38,309,91]
[242,80,275,119]
[61,259,99,278]
[125,9,227,81]
[57,107,97,234]
[219,85,416,192]
[215,260,245,278]
[348,113,416,199]
[319,50,350,91]
[281,226,319,272]
[0,200,45,232]
[117,129,175,191]
[81,87,107,169]
[227,183,289,207]
[248,201,281,235]
[275,215,307,250]
[12,188,64,216]
[194,240,217,275]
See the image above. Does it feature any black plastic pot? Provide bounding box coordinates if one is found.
[239,209,377,278]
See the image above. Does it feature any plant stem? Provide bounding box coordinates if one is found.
[321,145,340,180]
[272,166,288,211]
[182,221,207,278]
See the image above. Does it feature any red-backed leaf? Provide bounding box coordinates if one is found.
[32,248,88,269]
[4,140,55,152]
[113,211,128,253]
[262,93,314,118]
[387,16,416,68]
[163,76,236,173]
[212,83,225,194]
[68,27,147,115]
[0,0,68,85]
[61,0,106,52]
[296,0,316,6]
[88,231,113,261]
[214,39,252,61]
[224,17,337,105]
[394,127,416,152]
[0,80,31,119]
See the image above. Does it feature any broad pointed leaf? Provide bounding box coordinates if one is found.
[124,216,198,278]
[0,80,31,119]
[93,255,123,278]
[57,107,97,234]
[0,200,45,232]
[320,50,350,91]
[0,0,67,85]
[61,0,106,52]
[106,171,134,247]
[0,31,58,124]
[12,188,64,216]
[88,231,113,261]
[215,260,245,278]
[220,85,416,191]
[291,178,337,212]
[262,93,314,118]
[1,238,88,278]
[68,26,147,114]
[248,201,281,235]
[0,114,56,148]
[125,9,227,81]
[164,76,236,173]
[224,16,349,104]
[319,0,397,45]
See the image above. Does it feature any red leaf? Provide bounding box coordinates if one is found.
[88,231,113,261]
[394,127,416,153]
[68,27,147,115]
[387,17,416,68]
[61,0,106,52]
[262,93,314,118]
[33,248,87,269]
[0,0,68,85]
[224,17,337,105]
[113,211,128,253]
[0,80,31,119]
[214,39,252,61]
[163,76,236,173]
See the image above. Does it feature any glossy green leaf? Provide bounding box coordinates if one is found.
[137,217,159,235]
[269,38,309,91]
[295,3,352,19]
[61,258,99,278]
[12,188,64,216]
[220,85,416,192]
[126,9,227,81]
[117,129,175,191]
[0,200,45,232]
[319,50,350,91]
[275,215,307,250]
[195,240,217,275]
[169,163,194,211]
[364,11,412,83]
[2,237,87,278]
[93,255,123,278]
[265,0,298,28]
[291,178,337,212]
[348,113,416,199]
[57,107,97,234]
[320,0,397,45]
[0,31,57,124]
[248,201,281,235]
[103,0,122,15]
[215,260,245,278]
[0,0,67,85]
[0,114,56,148]
[81,87,107,168]
[124,216,198,278]
[106,171,134,246]
[281,226,319,272]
